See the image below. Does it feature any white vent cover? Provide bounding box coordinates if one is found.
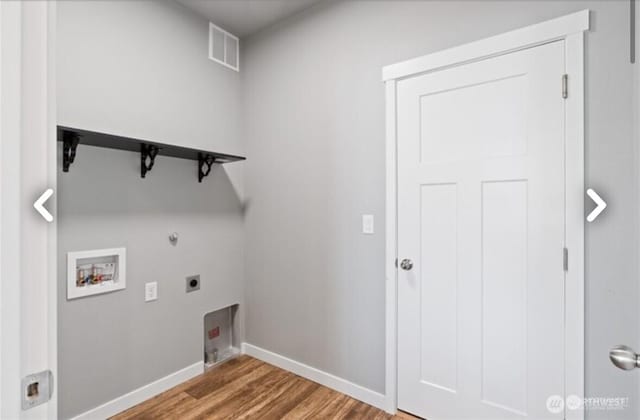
[209,22,239,71]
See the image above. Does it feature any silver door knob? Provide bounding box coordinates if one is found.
[610,345,640,370]
[400,259,413,271]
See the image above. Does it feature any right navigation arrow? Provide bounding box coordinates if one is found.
[586,188,606,222]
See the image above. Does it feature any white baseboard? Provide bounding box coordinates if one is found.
[241,343,389,413]
[71,346,391,419]
[71,361,204,420]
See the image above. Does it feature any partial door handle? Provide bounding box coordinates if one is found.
[400,259,413,271]
[610,345,640,370]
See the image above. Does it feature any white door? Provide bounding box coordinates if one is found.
[397,40,566,419]
[0,1,57,418]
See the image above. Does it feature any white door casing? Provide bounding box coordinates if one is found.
[384,10,588,420]
[0,1,57,418]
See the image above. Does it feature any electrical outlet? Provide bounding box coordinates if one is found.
[362,214,374,234]
[186,275,200,293]
[145,282,158,302]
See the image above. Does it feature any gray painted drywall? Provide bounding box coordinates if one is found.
[57,1,244,418]
[242,1,639,418]
[57,0,241,156]
[57,0,639,418]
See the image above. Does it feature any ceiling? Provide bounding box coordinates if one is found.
[176,0,327,38]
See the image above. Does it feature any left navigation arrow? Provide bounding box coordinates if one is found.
[34,189,54,222]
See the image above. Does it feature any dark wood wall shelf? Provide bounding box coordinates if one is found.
[57,126,246,182]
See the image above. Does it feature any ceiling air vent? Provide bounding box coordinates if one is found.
[209,22,239,71]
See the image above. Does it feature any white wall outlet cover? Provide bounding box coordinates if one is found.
[362,214,374,234]
[145,282,158,302]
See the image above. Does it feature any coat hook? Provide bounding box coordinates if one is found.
[168,232,179,244]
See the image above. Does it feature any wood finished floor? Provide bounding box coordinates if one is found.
[112,355,420,420]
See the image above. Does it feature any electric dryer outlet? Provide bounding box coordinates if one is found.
[186,275,200,293]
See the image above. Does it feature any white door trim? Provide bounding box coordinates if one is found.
[382,9,589,82]
[383,10,589,418]
[0,1,57,418]
[0,2,24,415]
[635,0,640,410]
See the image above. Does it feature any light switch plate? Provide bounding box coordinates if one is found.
[362,214,374,234]
[145,282,158,302]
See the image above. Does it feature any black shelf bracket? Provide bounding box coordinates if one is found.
[140,144,160,178]
[198,153,216,183]
[57,126,246,180]
[62,131,81,172]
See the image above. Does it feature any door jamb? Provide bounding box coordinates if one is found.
[383,10,589,418]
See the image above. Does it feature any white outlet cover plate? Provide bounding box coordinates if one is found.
[145,282,158,302]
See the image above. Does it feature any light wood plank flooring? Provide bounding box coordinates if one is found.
[112,355,420,419]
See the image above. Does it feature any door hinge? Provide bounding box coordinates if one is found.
[562,74,568,99]
[563,247,569,271]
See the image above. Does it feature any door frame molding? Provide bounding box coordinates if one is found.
[383,10,589,418]
[0,1,57,418]
[0,2,24,415]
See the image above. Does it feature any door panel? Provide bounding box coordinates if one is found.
[481,180,527,414]
[419,183,458,393]
[397,41,565,419]
[419,75,527,164]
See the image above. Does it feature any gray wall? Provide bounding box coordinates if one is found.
[57,0,241,156]
[57,0,639,418]
[57,1,244,418]
[242,1,638,418]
